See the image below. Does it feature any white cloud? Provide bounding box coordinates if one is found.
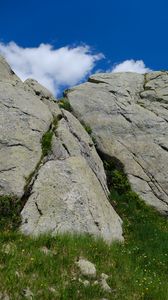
[111,59,152,73]
[0,42,103,95]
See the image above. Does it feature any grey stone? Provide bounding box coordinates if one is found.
[67,72,168,214]
[76,258,96,278]
[101,273,109,280]
[101,280,112,293]
[21,156,123,242]
[83,280,90,287]
[100,273,111,293]
[0,56,123,242]
[22,287,33,299]
[40,246,52,255]
[0,292,10,300]
[0,56,21,84]
[24,78,53,97]
[0,57,53,197]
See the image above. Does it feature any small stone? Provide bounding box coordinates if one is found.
[32,273,37,280]
[83,280,90,287]
[93,280,99,285]
[3,294,9,300]
[40,246,52,255]
[100,278,112,293]
[101,273,109,280]
[22,288,33,299]
[15,271,22,278]
[2,243,16,255]
[76,258,96,278]
[48,287,56,293]
[0,292,10,300]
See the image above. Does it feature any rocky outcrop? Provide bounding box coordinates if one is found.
[0,56,53,198]
[0,56,123,242]
[67,72,168,214]
[21,108,123,242]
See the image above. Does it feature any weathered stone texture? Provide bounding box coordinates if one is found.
[0,56,123,242]
[0,59,53,197]
[67,72,168,214]
[21,110,123,242]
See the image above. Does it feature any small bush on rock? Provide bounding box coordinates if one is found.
[58,98,72,112]
[41,131,53,156]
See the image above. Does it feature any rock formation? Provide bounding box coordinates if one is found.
[0,56,123,242]
[67,72,168,214]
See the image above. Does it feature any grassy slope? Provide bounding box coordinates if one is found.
[0,161,168,299]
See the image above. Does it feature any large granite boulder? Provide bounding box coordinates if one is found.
[0,56,123,242]
[0,57,53,198]
[67,72,168,214]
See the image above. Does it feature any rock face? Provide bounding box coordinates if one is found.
[0,56,123,242]
[67,72,168,214]
[0,56,53,198]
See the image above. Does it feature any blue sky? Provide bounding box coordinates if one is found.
[0,0,168,96]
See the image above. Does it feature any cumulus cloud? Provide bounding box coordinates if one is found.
[0,42,103,95]
[111,59,152,73]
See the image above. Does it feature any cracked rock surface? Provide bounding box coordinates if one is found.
[67,72,168,214]
[21,109,123,242]
[0,56,123,242]
[0,56,53,197]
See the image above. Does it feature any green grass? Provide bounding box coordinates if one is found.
[0,159,167,299]
[82,123,92,135]
[58,98,72,112]
[0,196,22,231]
[41,130,53,156]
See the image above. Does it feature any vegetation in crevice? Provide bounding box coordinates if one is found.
[24,116,61,204]
[41,115,62,156]
[52,114,62,130]
[81,121,92,135]
[63,88,72,97]
[80,120,97,146]
[58,97,72,112]
[41,130,54,157]
[0,195,22,231]
[1,115,62,234]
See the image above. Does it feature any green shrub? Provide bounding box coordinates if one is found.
[41,131,53,156]
[0,196,21,231]
[58,98,72,112]
[104,159,130,194]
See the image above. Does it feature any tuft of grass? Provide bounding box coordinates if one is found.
[82,123,92,135]
[52,116,59,130]
[0,196,21,231]
[81,121,98,145]
[58,98,72,112]
[41,130,53,157]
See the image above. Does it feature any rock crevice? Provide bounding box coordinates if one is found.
[67,71,168,214]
